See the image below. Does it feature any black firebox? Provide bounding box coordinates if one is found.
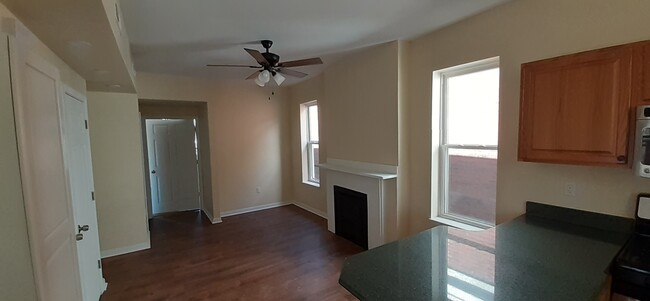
[334,185,368,250]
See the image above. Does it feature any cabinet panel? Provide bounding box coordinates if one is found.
[519,45,633,166]
[642,43,650,103]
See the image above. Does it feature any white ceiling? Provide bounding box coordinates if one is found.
[121,0,510,85]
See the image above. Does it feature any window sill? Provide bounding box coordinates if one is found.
[302,181,320,188]
[430,216,487,231]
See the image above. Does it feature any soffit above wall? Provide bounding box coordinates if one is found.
[0,0,135,92]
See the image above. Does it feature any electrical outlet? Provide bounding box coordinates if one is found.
[256,187,261,194]
[564,183,576,197]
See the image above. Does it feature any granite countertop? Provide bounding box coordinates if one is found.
[339,202,633,301]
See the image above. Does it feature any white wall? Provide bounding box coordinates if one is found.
[87,92,150,256]
[407,0,650,233]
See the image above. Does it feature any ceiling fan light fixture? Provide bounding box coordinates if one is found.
[273,72,285,86]
[258,70,271,83]
[255,77,266,87]
[207,40,323,83]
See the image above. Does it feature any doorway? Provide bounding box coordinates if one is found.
[145,118,201,215]
[139,99,220,224]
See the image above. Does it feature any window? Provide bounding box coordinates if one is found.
[433,58,500,229]
[301,101,320,185]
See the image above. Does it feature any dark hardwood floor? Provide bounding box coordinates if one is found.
[100,205,363,301]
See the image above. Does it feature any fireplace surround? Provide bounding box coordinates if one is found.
[319,159,397,249]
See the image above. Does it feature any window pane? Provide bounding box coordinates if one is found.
[308,105,319,141]
[446,68,499,145]
[447,148,497,225]
[308,143,320,183]
[309,143,320,182]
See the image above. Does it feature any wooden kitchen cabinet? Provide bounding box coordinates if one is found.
[641,42,650,105]
[518,41,649,167]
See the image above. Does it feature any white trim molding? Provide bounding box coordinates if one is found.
[201,208,222,224]
[220,202,290,218]
[292,202,327,219]
[318,158,397,180]
[101,241,151,259]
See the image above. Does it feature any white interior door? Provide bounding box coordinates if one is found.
[146,119,200,214]
[62,89,106,300]
[14,52,82,300]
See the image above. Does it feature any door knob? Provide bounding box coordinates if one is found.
[151,170,156,174]
[76,233,84,241]
[78,225,89,233]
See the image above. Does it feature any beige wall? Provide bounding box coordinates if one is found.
[288,75,326,213]
[0,3,86,299]
[137,73,291,216]
[0,4,85,93]
[287,1,650,236]
[288,42,403,228]
[323,42,400,166]
[407,0,650,233]
[87,92,150,254]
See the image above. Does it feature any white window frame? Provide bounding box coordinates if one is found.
[301,100,320,186]
[433,57,500,230]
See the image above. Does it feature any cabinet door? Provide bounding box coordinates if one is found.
[519,45,634,166]
[642,42,650,104]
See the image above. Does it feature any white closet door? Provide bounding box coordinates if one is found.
[62,89,107,300]
[15,51,82,301]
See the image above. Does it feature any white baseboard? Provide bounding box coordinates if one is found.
[292,201,328,219]
[101,241,151,259]
[220,201,290,218]
[201,208,222,224]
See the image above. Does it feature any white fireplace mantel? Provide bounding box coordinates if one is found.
[318,159,397,249]
[317,163,397,180]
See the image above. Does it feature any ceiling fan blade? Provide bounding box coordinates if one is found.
[246,70,261,80]
[207,64,259,68]
[278,68,308,78]
[245,48,269,65]
[278,57,323,68]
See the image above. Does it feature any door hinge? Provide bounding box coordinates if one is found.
[98,259,102,269]
[84,120,88,129]
[91,191,95,201]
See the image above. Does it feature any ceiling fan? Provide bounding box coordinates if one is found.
[207,40,323,87]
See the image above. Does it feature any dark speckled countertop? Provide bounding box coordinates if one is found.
[339,202,633,301]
